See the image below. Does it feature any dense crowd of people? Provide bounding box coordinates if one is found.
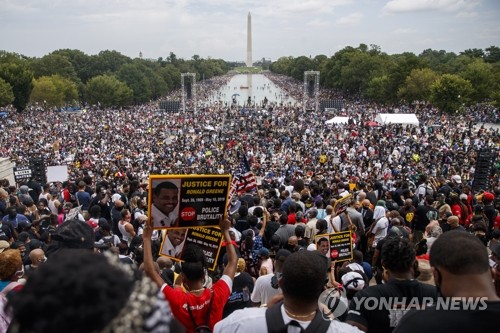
[0,72,499,332]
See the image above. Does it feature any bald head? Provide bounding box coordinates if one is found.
[140,261,160,274]
[29,248,45,267]
[447,215,459,226]
[156,256,173,270]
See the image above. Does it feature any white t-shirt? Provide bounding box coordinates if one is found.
[326,216,341,234]
[372,217,389,246]
[260,258,274,275]
[251,274,280,305]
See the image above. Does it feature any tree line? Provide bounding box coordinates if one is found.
[270,44,500,112]
[0,44,499,113]
[0,50,228,110]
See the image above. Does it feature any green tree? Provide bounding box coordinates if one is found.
[52,74,79,104]
[116,63,152,103]
[386,52,426,102]
[167,52,178,65]
[339,52,386,95]
[459,59,495,102]
[492,89,500,108]
[447,55,476,74]
[430,74,473,113]
[418,49,457,73]
[397,68,439,103]
[30,53,79,82]
[161,64,181,90]
[30,76,61,107]
[270,56,294,75]
[460,48,485,59]
[365,75,392,104]
[51,49,92,82]
[85,75,132,107]
[484,46,500,63]
[148,71,168,99]
[30,74,78,107]
[87,50,131,79]
[290,56,316,81]
[0,78,14,106]
[0,52,34,111]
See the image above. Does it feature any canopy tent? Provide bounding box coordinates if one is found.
[375,113,419,126]
[325,116,350,125]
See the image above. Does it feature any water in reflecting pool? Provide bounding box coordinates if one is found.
[206,74,296,107]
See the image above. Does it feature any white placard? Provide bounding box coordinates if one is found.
[47,165,69,183]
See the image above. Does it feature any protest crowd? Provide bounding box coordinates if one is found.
[0,72,499,332]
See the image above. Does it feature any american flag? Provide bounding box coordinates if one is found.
[229,153,257,198]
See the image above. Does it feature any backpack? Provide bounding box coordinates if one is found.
[265,302,330,333]
[419,184,434,198]
[186,290,213,333]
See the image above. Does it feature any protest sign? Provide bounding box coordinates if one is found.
[149,174,231,229]
[333,194,353,215]
[315,231,353,262]
[159,226,224,271]
[13,166,32,182]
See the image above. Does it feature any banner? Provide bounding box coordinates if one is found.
[159,226,224,271]
[149,174,231,229]
[333,194,353,215]
[13,166,32,182]
[315,231,353,262]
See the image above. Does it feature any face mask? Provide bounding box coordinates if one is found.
[15,265,25,279]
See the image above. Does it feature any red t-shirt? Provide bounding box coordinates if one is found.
[162,275,232,333]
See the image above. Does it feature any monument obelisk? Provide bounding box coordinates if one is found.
[246,12,252,67]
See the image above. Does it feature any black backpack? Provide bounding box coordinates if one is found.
[186,290,213,333]
[265,302,331,333]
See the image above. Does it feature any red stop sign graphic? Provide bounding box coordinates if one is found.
[330,249,339,260]
[181,207,196,221]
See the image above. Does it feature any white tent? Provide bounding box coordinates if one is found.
[325,116,350,125]
[375,113,419,126]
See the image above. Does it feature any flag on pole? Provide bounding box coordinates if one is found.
[229,153,257,199]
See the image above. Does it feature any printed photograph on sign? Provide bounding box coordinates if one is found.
[150,178,181,228]
[160,228,187,258]
[159,226,223,271]
[148,175,231,229]
[315,231,353,262]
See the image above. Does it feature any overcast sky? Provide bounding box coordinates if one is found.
[1,0,499,62]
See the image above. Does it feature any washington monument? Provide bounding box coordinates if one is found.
[246,12,252,67]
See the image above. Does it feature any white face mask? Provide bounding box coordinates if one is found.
[15,265,25,279]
